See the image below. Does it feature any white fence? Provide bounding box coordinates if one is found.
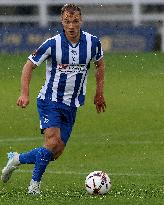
[1,0,164,50]
[0,0,164,26]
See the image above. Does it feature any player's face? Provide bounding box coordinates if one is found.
[61,11,82,42]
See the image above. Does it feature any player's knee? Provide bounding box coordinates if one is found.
[44,128,65,159]
[44,128,59,147]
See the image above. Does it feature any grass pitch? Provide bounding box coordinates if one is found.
[0,53,164,205]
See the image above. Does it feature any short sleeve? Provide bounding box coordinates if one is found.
[91,36,104,62]
[95,38,104,61]
[28,39,51,66]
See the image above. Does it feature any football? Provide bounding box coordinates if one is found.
[85,171,111,195]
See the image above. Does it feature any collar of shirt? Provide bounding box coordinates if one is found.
[61,29,86,47]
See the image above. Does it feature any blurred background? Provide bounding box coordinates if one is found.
[0,0,164,53]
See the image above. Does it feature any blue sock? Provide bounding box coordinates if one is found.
[19,148,39,164]
[19,147,54,182]
[32,147,53,182]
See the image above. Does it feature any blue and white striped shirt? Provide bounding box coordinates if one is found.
[28,30,103,108]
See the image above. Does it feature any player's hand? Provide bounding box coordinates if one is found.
[94,94,106,113]
[17,95,29,108]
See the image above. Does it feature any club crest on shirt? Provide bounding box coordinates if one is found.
[71,50,77,55]
[58,64,86,73]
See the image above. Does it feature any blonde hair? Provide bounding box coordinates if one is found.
[61,4,81,16]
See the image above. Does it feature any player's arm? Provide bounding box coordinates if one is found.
[17,60,36,108]
[94,57,106,113]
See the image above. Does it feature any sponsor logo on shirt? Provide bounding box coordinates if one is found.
[58,64,87,73]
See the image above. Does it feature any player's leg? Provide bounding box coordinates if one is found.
[27,100,64,194]
[29,128,64,184]
[28,127,65,194]
[28,106,78,190]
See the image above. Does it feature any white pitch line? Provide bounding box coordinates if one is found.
[0,136,163,145]
[0,137,41,143]
[1,128,164,143]
[1,127,164,145]
[15,169,164,177]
